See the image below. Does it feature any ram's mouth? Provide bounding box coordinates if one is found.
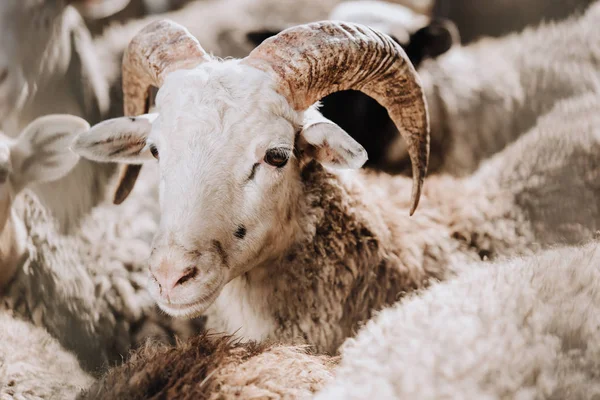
[155,286,222,319]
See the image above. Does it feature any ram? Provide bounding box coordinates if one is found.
[316,240,600,399]
[73,20,600,354]
[291,0,600,175]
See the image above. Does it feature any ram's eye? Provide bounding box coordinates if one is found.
[149,144,159,160]
[264,148,290,167]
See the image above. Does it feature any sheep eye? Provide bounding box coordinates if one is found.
[264,148,290,167]
[149,144,159,160]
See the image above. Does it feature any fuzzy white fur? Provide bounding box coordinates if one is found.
[418,2,600,175]
[316,241,600,399]
[0,309,94,400]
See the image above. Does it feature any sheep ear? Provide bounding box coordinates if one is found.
[298,109,368,169]
[406,18,460,65]
[70,0,131,19]
[11,115,85,190]
[71,114,158,164]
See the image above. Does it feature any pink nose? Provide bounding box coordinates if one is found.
[151,266,198,298]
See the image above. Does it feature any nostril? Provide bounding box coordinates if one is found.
[175,267,198,287]
[0,69,8,85]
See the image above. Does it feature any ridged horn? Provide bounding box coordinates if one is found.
[242,21,429,215]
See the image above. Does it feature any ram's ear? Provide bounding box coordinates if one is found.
[406,18,460,65]
[70,0,131,19]
[297,108,368,169]
[71,114,157,164]
[11,114,86,190]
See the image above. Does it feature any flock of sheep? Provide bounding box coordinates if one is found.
[1,0,600,398]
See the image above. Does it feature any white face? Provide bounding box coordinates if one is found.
[72,60,368,318]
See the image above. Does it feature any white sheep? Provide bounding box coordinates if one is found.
[0,117,201,375]
[72,20,600,355]
[0,1,135,232]
[432,0,596,44]
[413,1,600,175]
[0,115,93,399]
[0,309,94,400]
[316,240,600,399]
[0,115,84,289]
[316,0,600,175]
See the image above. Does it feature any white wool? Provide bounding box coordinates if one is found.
[316,242,600,399]
[0,309,94,400]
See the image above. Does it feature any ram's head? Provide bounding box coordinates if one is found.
[72,19,430,317]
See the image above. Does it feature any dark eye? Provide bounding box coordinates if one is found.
[149,144,159,160]
[264,148,290,167]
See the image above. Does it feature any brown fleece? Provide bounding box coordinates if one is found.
[79,332,335,400]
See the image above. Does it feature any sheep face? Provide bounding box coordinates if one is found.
[0,114,85,288]
[0,115,85,203]
[71,61,369,318]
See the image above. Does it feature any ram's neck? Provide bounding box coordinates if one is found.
[0,200,26,291]
[207,162,472,352]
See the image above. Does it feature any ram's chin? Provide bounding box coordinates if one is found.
[156,287,223,319]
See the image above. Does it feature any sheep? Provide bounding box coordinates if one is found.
[288,0,600,175]
[79,240,600,399]
[432,0,596,44]
[0,115,85,290]
[71,19,600,354]
[0,0,136,232]
[404,1,600,175]
[3,168,206,376]
[79,332,336,399]
[82,0,195,37]
[315,240,600,399]
[0,309,94,400]
[0,115,95,398]
[0,117,202,375]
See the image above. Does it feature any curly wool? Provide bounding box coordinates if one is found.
[79,333,336,400]
[0,309,94,400]
[420,2,600,176]
[316,241,600,399]
[205,92,600,353]
[3,164,203,376]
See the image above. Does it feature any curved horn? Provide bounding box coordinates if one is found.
[114,19,210,205]
[242,21,429,215]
